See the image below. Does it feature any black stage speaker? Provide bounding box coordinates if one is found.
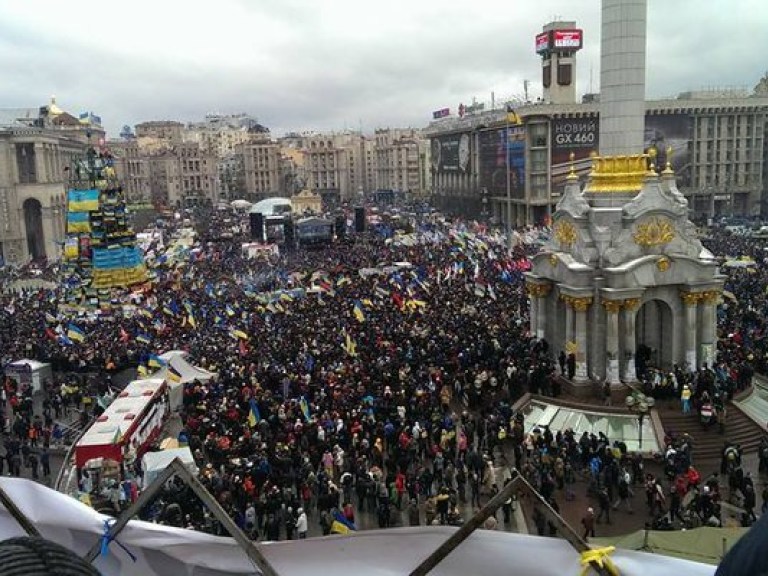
[250,212,264,241]
[335,215,346,239]
[354,207,366,233]
[284,219,295,245]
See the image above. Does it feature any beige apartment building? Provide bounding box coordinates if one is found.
[110,139,150,204]
[239,139,282,200]
[135,121,184,141]
[373,128,429,196]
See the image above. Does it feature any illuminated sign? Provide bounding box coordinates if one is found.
[535,32,550,54]
[552,29,583,50]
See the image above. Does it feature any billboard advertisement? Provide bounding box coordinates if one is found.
[644,114,693,188]
[551,117,599,191]
[550,113,693,193]
[478,129,507,197]
[477,128,525,200]
[432,108,450,120]
[508,126,526,200]
[552,29,583,50]
[535,32,550,54]
[431,133,471,173]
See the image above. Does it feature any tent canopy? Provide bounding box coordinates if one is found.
[141,447,197,487]
[141,351,216,410]
[0,480,717,576]
[591,526,748,565]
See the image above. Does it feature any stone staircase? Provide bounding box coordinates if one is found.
[656,401,763,463]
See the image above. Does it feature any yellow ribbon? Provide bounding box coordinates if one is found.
[579,547,621,576]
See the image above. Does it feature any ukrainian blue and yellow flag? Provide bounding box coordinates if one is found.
[67,211,92,233]
[299,396,311,422]
[353,300,366,323]
[343,331,357,357]
[167,364,183,383]
[248,399,261,427]
[148,354,164,369]
[68,189,100,211]
[330,510,356,535]
[136,333,152,345]
[66,323,86,343]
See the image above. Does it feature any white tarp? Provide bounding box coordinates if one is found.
[141,448,197,488]
[0,478,716,576]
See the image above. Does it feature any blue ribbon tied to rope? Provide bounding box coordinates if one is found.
[100,519,137,562]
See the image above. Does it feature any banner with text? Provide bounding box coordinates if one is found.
[551,117,599,192]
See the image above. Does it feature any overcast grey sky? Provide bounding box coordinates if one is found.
[1,0,766,137]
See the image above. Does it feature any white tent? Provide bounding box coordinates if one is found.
[142,351,216,410]
[141,448,197,488]
[249,197,292,216]
[0,478,716,576]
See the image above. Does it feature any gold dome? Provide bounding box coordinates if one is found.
[48,95,64,116]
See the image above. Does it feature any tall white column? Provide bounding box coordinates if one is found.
[528,287,539,338]
[572,297,592,382]
[564,297,574,348]
[599,0,648,155]
[537,284,551,340]
[622,298,641,382]
[699,291,718,368]
[681,292,700,370]
[527,283,551,340]
[603,299,622,384]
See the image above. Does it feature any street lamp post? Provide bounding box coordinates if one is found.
[625,390,655,450]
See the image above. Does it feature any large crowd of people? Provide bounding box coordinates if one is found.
[1,207,767,541]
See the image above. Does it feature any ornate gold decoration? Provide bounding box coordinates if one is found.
[567,151,577,180]
[602,299,623,314]
[565,340,578,355]
[585,154,648,193]
[662,145,674,174]
[700,290,721,305]
[553,220,578,248]
[526,283,552,298]
[656,256,671,272]
[633,217,675,247]
[680,291,702,306]
[549,254,558,268]
[570,297,593,312]
[622,298,641,311]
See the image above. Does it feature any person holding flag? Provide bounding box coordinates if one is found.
[248,398,261,427]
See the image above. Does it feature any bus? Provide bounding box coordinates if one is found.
[74,378,169,471]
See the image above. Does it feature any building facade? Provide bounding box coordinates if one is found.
[0,100,100,264]
[373,128,429,197]
[426,94,768,226]
[135,121,184,141]
[239,139,282,201]
[110,140,150,204]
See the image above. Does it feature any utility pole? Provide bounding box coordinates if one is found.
[523,80,530,103]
